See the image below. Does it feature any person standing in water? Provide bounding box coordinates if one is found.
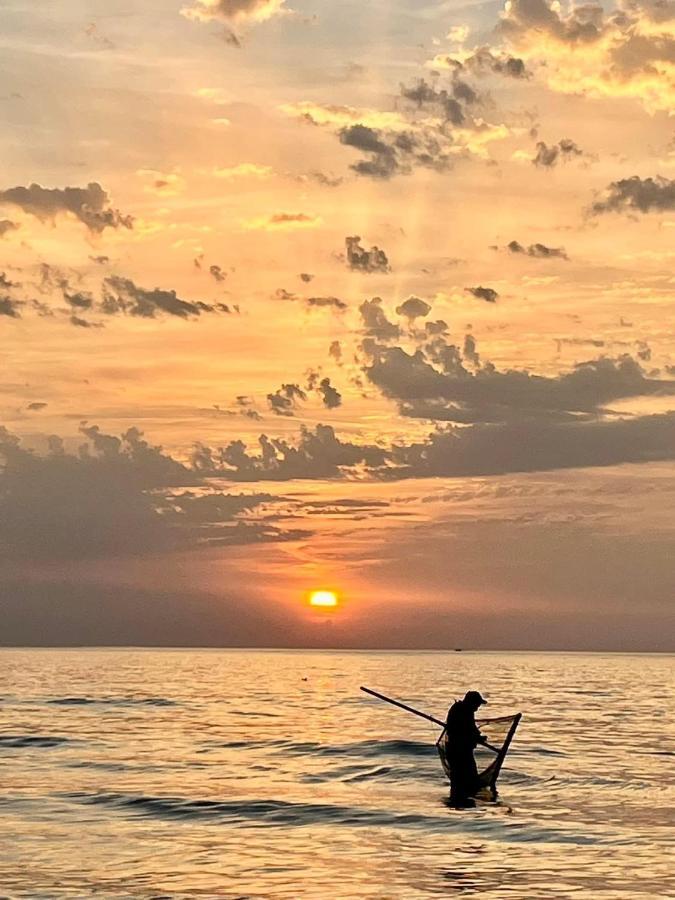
[445,690,488,806]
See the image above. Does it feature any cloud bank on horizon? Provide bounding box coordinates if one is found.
[0,0,674,649]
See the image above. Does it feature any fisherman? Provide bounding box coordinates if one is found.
[445,690,488,807]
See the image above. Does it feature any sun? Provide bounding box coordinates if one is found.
[308,590,339,609]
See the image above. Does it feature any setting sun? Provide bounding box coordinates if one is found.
[309,590,339,608]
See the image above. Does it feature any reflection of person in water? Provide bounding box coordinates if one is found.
[445,690,488,807]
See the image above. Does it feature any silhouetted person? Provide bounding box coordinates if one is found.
[445,690,488,807]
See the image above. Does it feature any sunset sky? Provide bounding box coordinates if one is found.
[1,0,674,649]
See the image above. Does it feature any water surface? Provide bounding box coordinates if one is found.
[1,649,673,898]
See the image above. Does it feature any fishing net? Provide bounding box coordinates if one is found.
[436,712,521,798]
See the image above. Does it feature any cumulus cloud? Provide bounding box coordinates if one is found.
[395,296,432,320]
[306,296,347,310]
[363,336,675,424]
[0,183,133,233]
[498,0,675,114]
[359,297,401,340]
[190,423,388,480]
[316,377,342,409]
[0,423,303,562]
[102,276,230,319]
[533,139,584,167]
[209,264,227,282]
[591,175,675,215]
[182,0,286,24]
[0,297,22,318]
[389,413,675,478]
[345,236,390,273]
[465,285,498,303]
[266,383,307,416]
[507,239,568,259]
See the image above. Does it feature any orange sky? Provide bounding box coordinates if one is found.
[1,0,674,648]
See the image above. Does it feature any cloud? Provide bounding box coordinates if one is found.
[395,296,432,320]
[507,239,568,259]
[465,285,498,303]
[0,220,19,238]
[0,297,22,318]
[498,0,675,114]
[136,168,185,197]
[190,423,388,480]
[364,337,675,423]
[266,383,307,416]
[359,297,400,340]
[591,175,675,215]
[316,377,342,409]
[533,139,584,167]
[329,340,342,364]
[180,0,288,41]
[209,264,227,282]
[102,276,230,319]
[389,413,675,478]
[0,183,133,233]
[244,212,321,231]
[345,236,391,273]
[0,424,302,562]
[299,273,313,283]
[26,402,47,412]
[306,296,347,310]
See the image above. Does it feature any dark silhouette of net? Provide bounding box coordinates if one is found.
[436,712,521,798]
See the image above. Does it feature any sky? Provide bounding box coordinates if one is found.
[0,0,674,650]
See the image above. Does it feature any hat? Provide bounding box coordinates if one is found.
[464,690,487,705]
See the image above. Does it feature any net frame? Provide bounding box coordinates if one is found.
[436,712,522,799]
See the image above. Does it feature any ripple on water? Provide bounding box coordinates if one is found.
[0,735,71,749]
[60,791,620,846]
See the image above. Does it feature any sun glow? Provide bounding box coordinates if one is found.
[308,590,339,608]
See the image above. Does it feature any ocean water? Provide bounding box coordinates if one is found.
[0,649,673,899]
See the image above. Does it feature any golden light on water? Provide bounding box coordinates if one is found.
[308,590,339,609]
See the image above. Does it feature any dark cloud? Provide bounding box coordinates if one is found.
[102,276,230,319]
[65,291,94,310]
[459,47,529,79]
[465,285,498,303]
[533,139,584,167]
[0,219,19,238]
[0,297,22,318]
[591,176,675,215]
[329,340,342,364]
[499,0,605,44]
[26,402,47,411]
[463,333,480,367]
[89,255,110,265]
[317,377,342,409]
[209,264,227,283]
[299,273,314,282]
[339,124,455,179]
[389,413,675,478]
[400,77,474,126]
[345,235,391,273]
[306,296,347,310]
[364,338,675,422]
[0,183,133,233]
[266,383,307,416]
[0,423,297,562]
[507,240,568,259]
[359,297,400,340]
[190,423,388,481]
[395,296,431,320]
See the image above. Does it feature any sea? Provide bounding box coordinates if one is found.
[0,649,673,899]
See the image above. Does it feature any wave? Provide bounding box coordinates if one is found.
[46,697,177,707]
[62,791,615,844]
[201,738,434,759]
[0,735,70,749]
